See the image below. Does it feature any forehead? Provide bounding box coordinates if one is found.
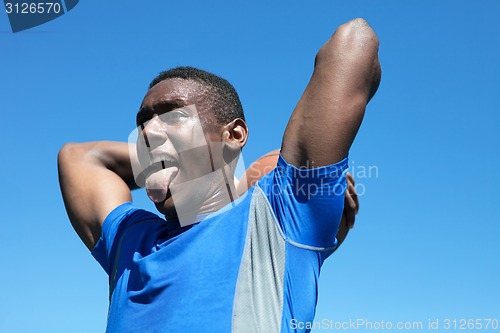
[141,78,203,107]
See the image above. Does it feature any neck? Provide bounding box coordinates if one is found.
[162,166,238,226]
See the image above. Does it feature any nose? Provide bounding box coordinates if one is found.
[141,114,169,150]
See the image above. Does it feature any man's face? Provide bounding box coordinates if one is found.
[134,78,224,216]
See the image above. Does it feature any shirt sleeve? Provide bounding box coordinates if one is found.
[91,202,139,275]
[257,154,348,250]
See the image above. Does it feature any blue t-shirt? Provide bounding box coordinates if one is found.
[92,155,348,333]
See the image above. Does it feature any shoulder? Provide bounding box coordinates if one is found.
[104,202,162,228]
[98,202,164,251]
[92,203,166,273]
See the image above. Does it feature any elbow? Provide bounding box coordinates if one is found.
[58,142,94,167]
[314,18,381,103]
[58,142,83,160]
[337,18,379,49]
[315,18,379,66]
[58,142,77,164]
[58,143,76,178]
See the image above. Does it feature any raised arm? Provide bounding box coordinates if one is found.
[58,142,138,250]
[281,18,381,167]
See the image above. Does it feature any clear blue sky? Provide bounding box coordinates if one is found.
[1,1,499,332]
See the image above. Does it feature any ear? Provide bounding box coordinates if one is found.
[223,118,248,148]
[222,118,248,161]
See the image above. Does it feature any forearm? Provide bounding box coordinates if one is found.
[58,141,138,250]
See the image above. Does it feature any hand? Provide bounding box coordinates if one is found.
[335,172,359,248]
[342,172,359,230]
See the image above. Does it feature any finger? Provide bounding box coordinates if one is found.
[346,172,359,213]
[343,172,359,229]
[344,189,356,229]
[344,192,356,229]
[347,180,359,215]
[346,172,355,186]
[344,209,355,229]
[340,213,349,230]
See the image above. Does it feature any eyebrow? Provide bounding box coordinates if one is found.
[136,99,188,125]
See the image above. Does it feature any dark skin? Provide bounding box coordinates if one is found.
[282,18,380,167]
[58,18,380,251]
[135,79,247,217]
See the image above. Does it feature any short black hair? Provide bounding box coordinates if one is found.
[149,66,245,125]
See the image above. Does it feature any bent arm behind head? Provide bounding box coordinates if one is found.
[58,141,138,250]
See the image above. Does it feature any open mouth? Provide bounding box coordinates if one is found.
[142,158,180,203]
[136,158,179,187]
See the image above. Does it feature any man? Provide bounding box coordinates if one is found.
[58,18,380,332]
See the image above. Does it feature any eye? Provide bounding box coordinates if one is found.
[159,110,187,124]
[137,113,151,127]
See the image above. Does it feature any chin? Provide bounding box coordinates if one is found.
[154,196,176,216]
